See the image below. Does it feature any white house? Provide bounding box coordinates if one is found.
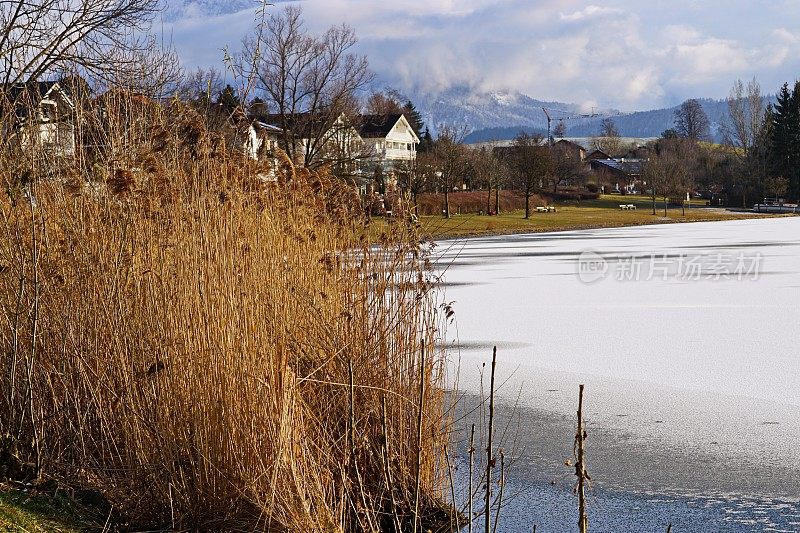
[2,81,75,157]
[358,113,419,168]
[254,111,364,171]
[244,120,285,161]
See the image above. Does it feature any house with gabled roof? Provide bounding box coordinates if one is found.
[1,80,75,157]
[254,111,364,171]
[357,113,419,193]
[358,114,419,166]
[586,149,611,161]
[554,139,586,161]
[590,158,645,193]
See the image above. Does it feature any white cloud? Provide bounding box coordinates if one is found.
[560,5,624,22]
[161,0,800,111]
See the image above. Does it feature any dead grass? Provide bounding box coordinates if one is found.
[0,94,451,531]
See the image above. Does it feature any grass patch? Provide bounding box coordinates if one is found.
[0,487,91,532]
[403,194,792,239]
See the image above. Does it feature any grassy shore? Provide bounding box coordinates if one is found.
[0,487,88,532]
[413,194,790,239]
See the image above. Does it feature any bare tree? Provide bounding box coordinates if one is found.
[468,147,505,215]
[365,91,403,115]
[553,120,567,139]
[551,142,587,192]
[0,0,168,87]
[643,143,693,215]
[764,175,789,201]
[504,133,553,218]
[725,78,764,157]
[395,157,430,215]
[431,126,469,218]
[178,67,225,107]
[674,99,710,141]
[590,118,623,156]
[241,6,373,169]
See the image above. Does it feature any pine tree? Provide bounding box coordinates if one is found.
[753,104,775,198]
[418,127,434,153]
[402,100,424,134]
[217,85,240,114]
[770,82,800,199]
[792,81,800,199]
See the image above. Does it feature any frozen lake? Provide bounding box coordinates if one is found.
[435,217,800,531]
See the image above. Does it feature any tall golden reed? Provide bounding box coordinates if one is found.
[0,90,451,531]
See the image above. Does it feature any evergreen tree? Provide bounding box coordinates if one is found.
[418,127,434,153]
[217,84,240,114]
[402,100,424,134]
[770,82,800,199]
[752,104,775,198]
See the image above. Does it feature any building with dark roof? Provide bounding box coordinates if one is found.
[586,149,611,161]
[1,80,75,157]
[590,158,645,193]
[554,139,586,161]
[357,113,419,166]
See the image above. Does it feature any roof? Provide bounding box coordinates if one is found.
[252,111,354,139]
[587,149,611,160]
[1,80,73,121]
[358,114,403,138]
[590,158,644,175]
[252,121,286,134]
[3,81,73,105]
[554,139,586,152]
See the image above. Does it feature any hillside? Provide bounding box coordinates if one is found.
[410,88,775,144]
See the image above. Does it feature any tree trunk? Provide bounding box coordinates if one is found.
[651,192,656,215]
[444,188,450,218]
[487,185,492,215]
[663,197,667,217]
[495,186,500,215]
[525,191,530,219]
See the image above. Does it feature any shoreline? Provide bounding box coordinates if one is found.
[422,210,793,241]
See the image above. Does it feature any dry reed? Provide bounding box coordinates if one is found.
[0,89,452,531]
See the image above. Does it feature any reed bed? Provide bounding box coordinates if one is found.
[0,92,451,531]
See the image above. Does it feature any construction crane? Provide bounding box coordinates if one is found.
[541,107,599,147]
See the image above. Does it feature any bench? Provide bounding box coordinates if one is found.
[536,206,547,213]
[620,204,637,210]
[627,204,636,210]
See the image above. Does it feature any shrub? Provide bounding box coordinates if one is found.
[415,190,545,215]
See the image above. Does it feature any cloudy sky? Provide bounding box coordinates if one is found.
[163,0,800,111]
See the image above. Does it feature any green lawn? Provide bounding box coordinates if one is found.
[0,487,91,532]
[412,194,789,239]
[588,193,711,208]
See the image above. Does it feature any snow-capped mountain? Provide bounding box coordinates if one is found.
[162,0,259,22]
[408,86,739,143]
[407,86,586,136]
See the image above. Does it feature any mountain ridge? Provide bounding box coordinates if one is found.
[406,87,745,143]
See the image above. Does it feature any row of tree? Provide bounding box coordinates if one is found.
[394,130,590,218]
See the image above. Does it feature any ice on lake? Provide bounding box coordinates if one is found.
[434,217,800,531]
